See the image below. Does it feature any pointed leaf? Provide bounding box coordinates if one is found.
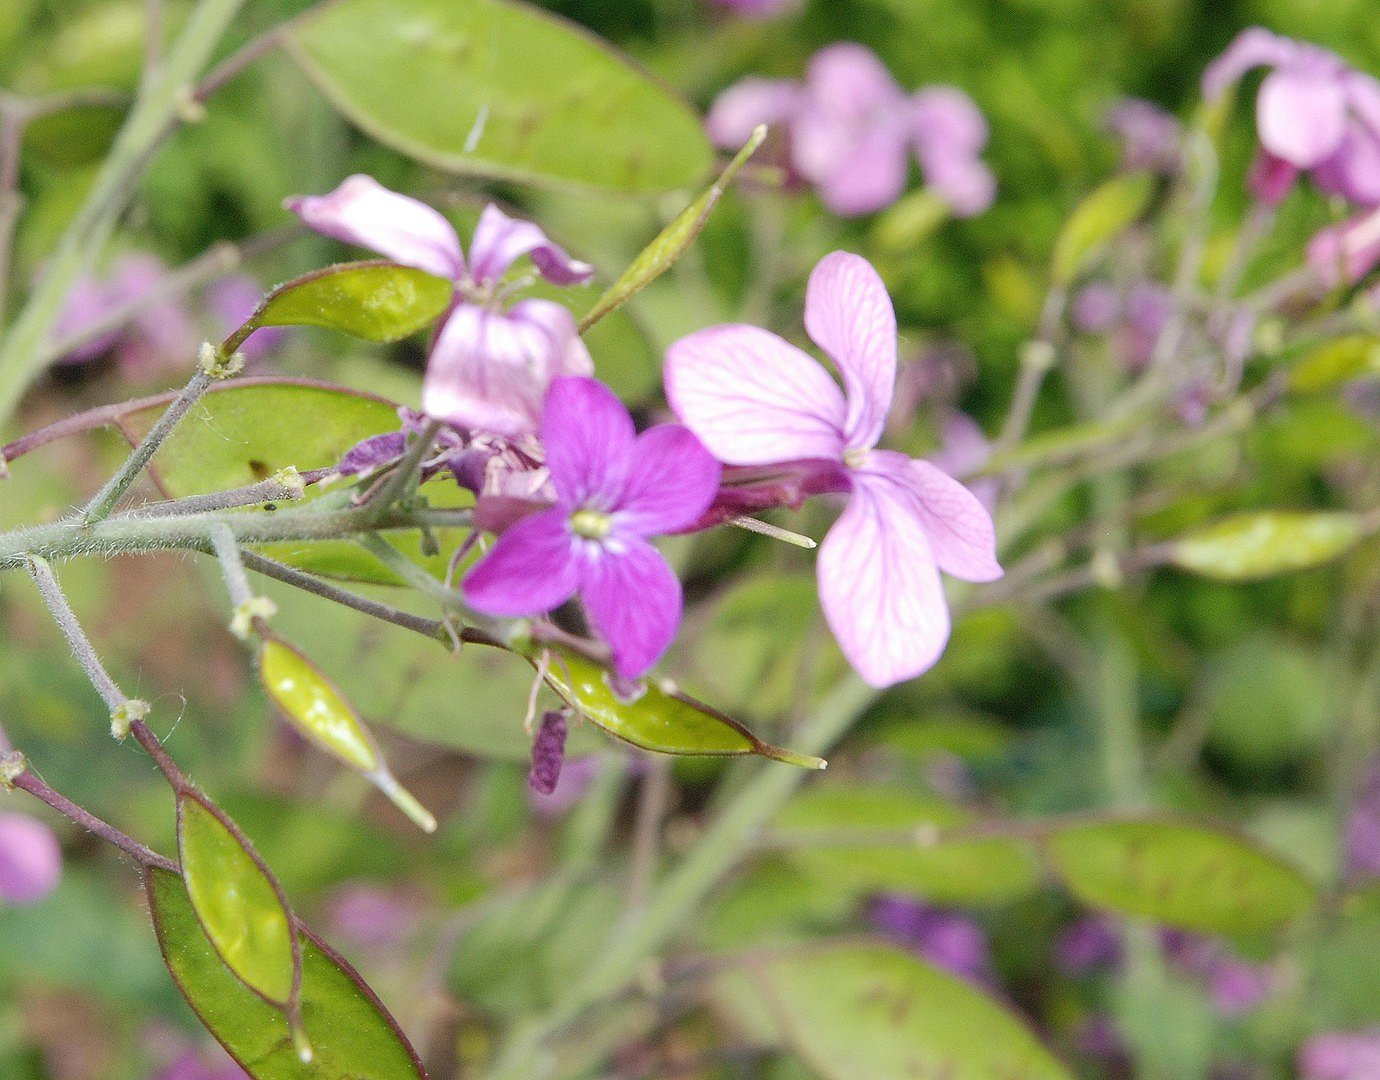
[146,867,427,1079]
[1051,173,1155,285]
[1169,510,1364,580]
[286,0,713,194]
[1046,817,1316,935]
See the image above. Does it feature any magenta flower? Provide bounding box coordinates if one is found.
[463,377,720,679]
[1300,1032,1380,1080]
[287,175,595,438]
[1204,28,1380,206]
[0,812,61,906]
[708,43,994,217]
[665,252,1001,688]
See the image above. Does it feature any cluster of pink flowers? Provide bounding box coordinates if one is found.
[291,177,999,691]
[708,43,994,217]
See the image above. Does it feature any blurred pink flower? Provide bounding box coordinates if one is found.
[1308,207,1380,288]
[710,0,795,16]
[1299,1032,1380,1080]
[1106,98,1182,175]
[205,275,286,362]
[324,881,424,952]
[866,894,993,987]
[0,812,61,905]
[153,1047,248,1080]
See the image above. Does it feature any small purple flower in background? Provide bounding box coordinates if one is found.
[1204,28,1380,207]
[205,274,287,362]
[324,881,424,952]
[527,711,568,796]
[866,894,993,986]
[1344,755,1380,881]
[1299,1031,1380,1080]
[1106,98,1182,175]
[666,251,1001,687]
[710,0,795,17]
[1070,279,1172,370]
[1160,928,1275,1018]
[0,812,61,905]
[1308,207,1380,289]
[1055,916,1123,975]
[929,412,997,514]
[708,43,994,217]
[529,754,602,817]
[1071,281,1123,335]
[288,175,595,438]
[153,1047,248,1080]
[464,377,721,679]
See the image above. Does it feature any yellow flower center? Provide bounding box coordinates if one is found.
[570,508,613,540]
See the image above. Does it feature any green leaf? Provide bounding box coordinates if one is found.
[286,0,714,194]
[538,650,825,768]
[773,786,1041,905]
[1168,510,1364,580]
[1046,817,1316,934]
[146,867,426,1079]
[177,792,299,1007]
[743,944,1072,1080]
[1288,334,1380,394]
[242,261,453,346]
[1050,173,1155,285]
[580,126,764,330]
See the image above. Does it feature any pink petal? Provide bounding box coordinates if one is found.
[911,87,988,155]
[1257,66,1348,167]
[792,43,906,189]
[919,152,996,217]
[664,325,847,465]
[864,450,1002,582]
[467,204,594,287]
[423,300,592,438]
[811,122,912,216]
[707,78,800,150]
[818,477,949,688]
[804,252,897,450]
[1247,150,1299,205]
[1202,27,1295,101]
[462,508,580,616]
[285,175,464,281]
[616,425,722,536]
[542,376,636,507]
[1312,122,1380,207]
[1345,70,1380,138]
[1306,209,1380,288]
[580,534,682,679]
[0,813,61,906]
[803,43,905,120]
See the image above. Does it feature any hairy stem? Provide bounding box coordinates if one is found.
[25,555,128,712]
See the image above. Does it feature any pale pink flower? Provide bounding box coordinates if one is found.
[1300,1032,1380,1080]
[287,176,594,438]
[0,812,61,905]
[665,252,1001,687]
[710,0,795,16]
[1308,206,1380,287]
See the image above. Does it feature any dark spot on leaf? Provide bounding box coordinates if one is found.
[248,459,271,481]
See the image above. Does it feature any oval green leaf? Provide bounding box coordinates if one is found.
[744,944,1072,1080]
[774,786,1041,905]
[146,867,427,1079]
[177,792,299,1006]
[538,650,824,768]
[1169,510,1364,581]
[1051,173,1154,285]
[1046,817,1316,934]
[243,261,453,345]
[1288,335,1380,394]
[286,0,714,194]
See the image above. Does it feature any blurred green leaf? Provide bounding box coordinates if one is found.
[1169,511,1364,581]
[177,792,299,1007]
[147,867,425,1078]
[1046,817,1315,934]
[774,786,1041,905]
[1287,334,1380,394]
[1050,173,1154,285]
[248,262,453,345]
[741,944,1073,1080]
[286,0,714,194]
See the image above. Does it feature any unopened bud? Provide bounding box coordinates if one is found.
[270,467,306,501]
[527,711,569,796]
[198,341,246,380]
[0,750,27,787]
[231,596,277,640]
[110,699,150,740]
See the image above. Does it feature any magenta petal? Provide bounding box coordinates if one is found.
[0,813,61,906]
[467,204,594,287]
[580,535,682,679]
[1313,123,1380,206]
[542,376,637,507]
[707,77,800,149]
[463,509,580,617]
[285,175,464,281]
[617,425,722,536]
[1258,66,1348,167]
[804,252,898,450]
[664,325,847,465]
[1247,150,1300,205]
[1202,27,1295,101]
[818,477,950,688]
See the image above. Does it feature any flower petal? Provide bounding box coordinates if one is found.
[818,477,949,688]
[911,87,988,155]
[864,450,1002,582]
[467,204,594,287]
[616,425,722,535]
[811,122,912,216]
[1306,208,1380,288]
[0,813,61,906]
[580,534,682,679]
[1201,27,1295,101]
[423,300,592,438]
[1257,66,1348,167]
[792,44,906,195]
[706,77,799,150]
[462,508,580,616]
[542,375,637,508]
[664,325,847,465]
[285,175,464,281]
[804,252,897,450]
[1312,122,1380,207]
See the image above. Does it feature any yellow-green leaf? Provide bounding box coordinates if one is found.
[1169,510,1364,580]
[1288,335,1380,394]
[1051,173,1155,285]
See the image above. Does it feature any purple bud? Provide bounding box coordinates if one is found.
[528,711,568,796]
[1299,1032,1380,1080]
[1056,916,1123,974]
[0,813,61,906]
[336,430,408,477]
[1248,151,1299,206]
[529,754,605,817]
[1071,282,1122,334]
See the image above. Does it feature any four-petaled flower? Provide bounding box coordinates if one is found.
[287,175,595,438]
[665,251,1001,687]
[463,377,721,680]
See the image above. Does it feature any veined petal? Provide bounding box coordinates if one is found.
[706,77,800,149]
[579,534,682,679]
[422,301,592,439]
[542,376,636,508]
[864,450,1002,582]
[818,478,949,688]
[468,204,594,287]
[664,325,847,465]
[804,252,898,450]
[284,175,464,281]
[617,425,722,535]
[1257,66,1348,167]
[462,509,580,616]
[1202,27,1295,101]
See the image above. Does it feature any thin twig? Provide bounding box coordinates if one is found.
[209,523,253,608]
[995,287,1066,454]
[120,472,319,519]
[193,27,286,103]
[141,0,166,97]
[25,555,127,712]
[624,757,673,918]
[11,768,178,872]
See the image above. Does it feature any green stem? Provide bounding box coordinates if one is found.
[0,0,247,427]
